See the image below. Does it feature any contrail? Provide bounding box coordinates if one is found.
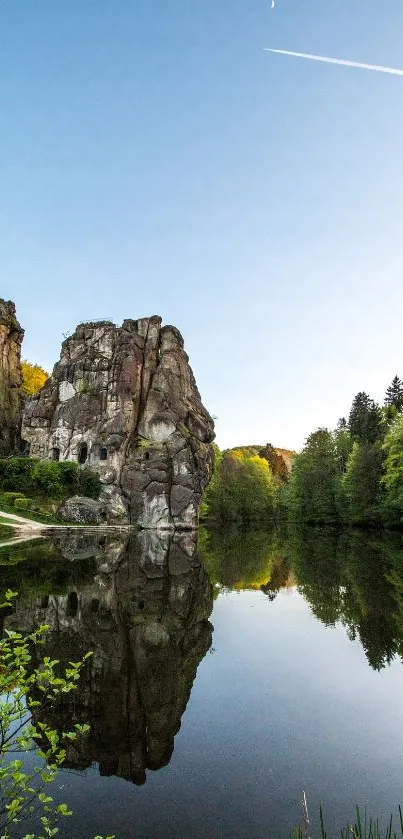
[264,48,403,77]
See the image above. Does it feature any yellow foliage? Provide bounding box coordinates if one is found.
[21,360,48,397]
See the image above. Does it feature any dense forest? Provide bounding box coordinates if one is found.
[203,376,403,528]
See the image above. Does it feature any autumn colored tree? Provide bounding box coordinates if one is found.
[21,360,48,397]
[258,443,288,482]
[203,448,278,524]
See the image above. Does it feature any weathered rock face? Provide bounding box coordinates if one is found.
[22,318,215,528]
[0,299,24,456]
[6,531,213,784]
[56,496,105,525]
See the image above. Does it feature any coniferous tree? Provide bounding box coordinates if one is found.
[348,392,383,444]
[384,375,403,411]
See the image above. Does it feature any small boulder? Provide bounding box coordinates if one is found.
[56,496,103,525]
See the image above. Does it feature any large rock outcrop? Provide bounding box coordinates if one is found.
[0,299,24,456]
[22,318,215,528]
[5,531,213,784]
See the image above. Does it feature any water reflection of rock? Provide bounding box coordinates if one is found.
[8,531,213,784]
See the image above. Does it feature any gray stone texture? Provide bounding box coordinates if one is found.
[0,299,24,456]
[6,531,213,785]
[21,317,215,528]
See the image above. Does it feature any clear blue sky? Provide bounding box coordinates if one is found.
[2,0,403,451]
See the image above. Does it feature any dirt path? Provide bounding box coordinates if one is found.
[0,509,136,535]
[0,510,49,530]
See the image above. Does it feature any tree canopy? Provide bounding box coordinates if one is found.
[21,360,48,397]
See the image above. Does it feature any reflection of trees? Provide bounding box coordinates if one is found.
[5,531,213,784]
[199,526,290,594]
[285,526,403,670]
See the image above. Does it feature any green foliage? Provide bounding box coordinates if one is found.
[283,380,403,528]
[0,590,114,839]
[382,415,403,523]
[385,376,403,412]
[285,429,340,524]
[348,392,384,445]
[200,526,287,591]
[202,447,278,524]
[342,442,385,525]
[78,467,102,500]
[284,526,403,670]
[0,458,101,502]
[1,492,27,506]
[334,419,353,473]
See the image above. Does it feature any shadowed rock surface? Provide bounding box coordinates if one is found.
[0,299,24,456]
[6,531,213,784]
[22,318,215,528]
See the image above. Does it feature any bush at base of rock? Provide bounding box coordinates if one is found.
[0,457,101,500]
[0,491,27,507]
[13,497,31,511]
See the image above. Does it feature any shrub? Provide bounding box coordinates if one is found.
[79,467,102,499]
[14,497,31,511]
[30,461,65,496]
[2,492,26,507]
[0,457,33,493]
[0,457,101,502]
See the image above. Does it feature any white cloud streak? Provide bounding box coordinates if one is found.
[264,48,403,77]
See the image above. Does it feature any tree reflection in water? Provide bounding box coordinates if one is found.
[199,524,403,672]
[3,522,403,791]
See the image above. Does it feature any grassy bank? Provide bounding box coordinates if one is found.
[0,500,62,526]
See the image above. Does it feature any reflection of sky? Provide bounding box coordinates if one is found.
[44,588,403,839]
[2,1,403,450]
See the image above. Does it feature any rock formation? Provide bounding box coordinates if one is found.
[0,299,24,456]
[6,531,213,784]
[22,318,215,528]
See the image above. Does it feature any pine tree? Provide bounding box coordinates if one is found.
[348,391,383,444]
[384,375,403,411]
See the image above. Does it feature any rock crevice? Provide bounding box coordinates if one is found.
[22,317,215,529]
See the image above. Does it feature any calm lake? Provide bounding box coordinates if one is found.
[2,525,403,838]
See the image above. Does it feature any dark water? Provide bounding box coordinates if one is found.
[2,525,403,838]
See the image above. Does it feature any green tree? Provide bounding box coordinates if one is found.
[382,414,403,523]
[21,361,48,398]
[286,429,339,523]
[342,441,384,525]
[385,375,403,411]
[334,418,353,473]
[348,392,383,445]
[203,448,278,524]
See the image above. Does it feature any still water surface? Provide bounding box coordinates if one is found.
[2,526,403,838]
